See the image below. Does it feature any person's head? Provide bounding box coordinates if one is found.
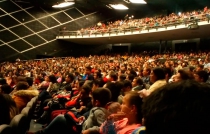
[0,84,12,94]
[92,78,104,92]
[121,91,143,124]
[16,76,27,83]
[80,84,91,100]
[44,75,50,82]
[194,70,209,83]
[0,94,18,125]
[150,68,165,83]
[143,67,151,77]
[142,80,210,134]
[174,69,194,82]
[74,80,85,90]
[119,74,126,81]
[106,81,123,102]
[122,80,132,93]
[16,81,29,90]
[26,77,33,87]
[107,102,121,114]
[93,72,102,79]
[109,72,118,82]
[196,64,204,71]
[91,88,111,107]
[85,66,92,75]
[126,74,135,82]
[65,73,74,83]
[164,68,172,82]
[132,77,143,88]
[48,75,57,83]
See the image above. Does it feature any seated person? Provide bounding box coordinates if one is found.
[27,87,111,134]
[99,92,143,134]
[133,80,210,134]
[0,94,19,125]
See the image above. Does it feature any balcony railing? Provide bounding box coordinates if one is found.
[57,14,210,38]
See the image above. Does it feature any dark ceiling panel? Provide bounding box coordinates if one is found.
[11,11,34,22]
[38,29,58,41]
[65,8,83,19]
[0,30,19,42]
[0,45,18,61]
[16,2,34,9]
[0,25,4,31]
[0,1,21,13]
[0,10,5,16]
[26,7,48,19]
[39,17,60,27]
[52,12,72,23]
[10,25,33,37]
[0,15,20,28]
[25,20,46,32]
[66,21,80,31]
[8,39,32,52]
[24,35,46,46]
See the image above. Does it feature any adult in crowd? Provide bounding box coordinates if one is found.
[0,94,18,125]
[135,80,210,134]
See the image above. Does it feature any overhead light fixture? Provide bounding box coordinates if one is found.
[130,0,147,4]
[52,2,74,8]
[109,4,129,10]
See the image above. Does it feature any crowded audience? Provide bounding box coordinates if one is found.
[0,50,210,134]
[71,6,210,36]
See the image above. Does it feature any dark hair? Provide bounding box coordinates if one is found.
[93,78,104,87]
[164,67,172,78]
[0,94,18,125]
[66,73,74,82]
[152,67,165,81]
[26,77,33,87]
[94,71,102,79]
[86,66,92,71]
[119,74,126,81]
[128,74,135,82]
[130,69,137,77]
[194,70,209,82]
[0,78,6,85]
[92,88,111,107]
[78,80,85,88]
[178,69,194,80]
[106,81,122,102]
[110,72,118,81]
[126,91,143,123]
[1,84,12,94]
[16,81,29,90]
[143,80,210,134]
[48,75,57,83]
[134,77,143,85]
[82,84,91,94]
[123,80,132,89]
[17,76,27,83]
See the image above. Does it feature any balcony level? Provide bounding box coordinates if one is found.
[57,18,210,45]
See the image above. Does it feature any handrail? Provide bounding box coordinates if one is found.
[57,13,210,37]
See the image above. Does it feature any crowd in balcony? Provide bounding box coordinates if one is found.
[72,6,210,36]
[0,50,210,134]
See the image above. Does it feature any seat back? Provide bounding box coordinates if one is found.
[10,114,28,134]
[21,107,32,130]
[0,124,12,134]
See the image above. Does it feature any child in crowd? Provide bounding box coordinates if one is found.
[100,91,143,134]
